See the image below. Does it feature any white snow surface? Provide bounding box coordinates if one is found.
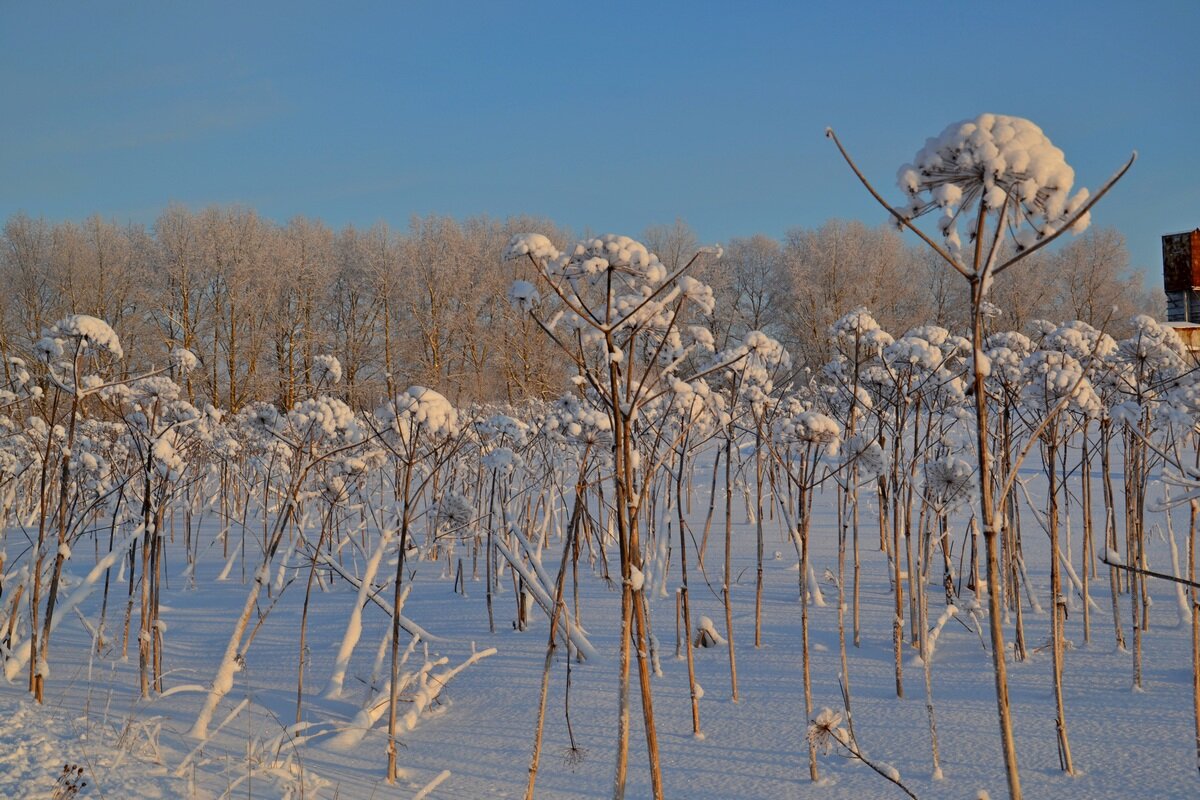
[0,694,190,798]
[1,444,1197,799]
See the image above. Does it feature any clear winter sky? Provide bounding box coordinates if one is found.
[2,1,1197,288]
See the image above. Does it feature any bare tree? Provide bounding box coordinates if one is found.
[153,205,209,400]
[722,234,789,339]
[330,225,387,407]
[0,214,56,361]
[1052,228,1156,324]
[197,206,271,411]
[782,220,925,366]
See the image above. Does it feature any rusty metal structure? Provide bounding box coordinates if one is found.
[1164,229,1200,322]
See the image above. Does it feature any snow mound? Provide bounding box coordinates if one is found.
[0,695,190,799]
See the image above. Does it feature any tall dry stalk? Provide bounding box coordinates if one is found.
[828,117,1134,800]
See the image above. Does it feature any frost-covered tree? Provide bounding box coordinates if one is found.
[783,220,926,366]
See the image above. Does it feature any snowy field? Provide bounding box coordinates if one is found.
[1,450,1196,800]
[0,116,1188,800]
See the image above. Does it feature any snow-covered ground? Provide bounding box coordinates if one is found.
[1,454,1196,800]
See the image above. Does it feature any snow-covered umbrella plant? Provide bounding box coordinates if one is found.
[828,115,1135,800]
[99,373,204,696]
[704,328,792,693]
[189,368,383,743]
[25,314,155,703]
[505,230,746,800]
[897,115,1091,257]
[373,384,464,783]
[769,401,841,781]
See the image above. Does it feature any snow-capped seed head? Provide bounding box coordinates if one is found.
[988,347,1027,388]
[170,347,200,373]
[379,386,459,443]
[1020,350,1103,418]
[544,393,612,447]
[1114,316,1188,391]
[152,435,185,478]
[830,307,881,340]
[134,375,181,401]
[34,337,64,363]
[775,409,841,455]
[435,491,475,531]
[406,386,457,435]
[985,331,1033,357]
[549,235,667,285]
[741,331,790,374]
[245,402,283,433]
[79,375,105,392]
[287,396,360,443]
[677,276,715,315]
[504,233,560,262]
[313,354,343,386]
[1043,320,1115,361]
[897,114,1089,257]
[49,314,124,360]
[904,325,950,348]
[807,708,848,755]
[478,414,529,446]
[884,336,942,371]
[687,325,716,353]
[507,280,541,312]
[842,433,886,482]
[924,456,977,513]
[482,445,522,474]
[321,474,349,503]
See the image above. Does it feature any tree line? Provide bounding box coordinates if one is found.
[0,207,1156,410]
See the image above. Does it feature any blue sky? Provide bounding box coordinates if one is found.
[2,1,1197,285]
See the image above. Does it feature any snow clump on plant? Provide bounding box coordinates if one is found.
[503,233,560,262]
[1020,350,1103,418]
[170,347,200,373]
[313,354,343,386]
[548,235,667,286]
[923,455,977,514]
[543,394,611,447]
[775,408,841,456]
[477,414,529,447]
[33,336,63,364]
[807,708,849,754]
[841,433,886,482]
[830,306,881,340]
[435,491,475,532]
[289,396,363,444]
[885,335,943,372]
[896,114,1091,254]
[379,386,459,443]
[49,314,124,360]
[507,280,541,312]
